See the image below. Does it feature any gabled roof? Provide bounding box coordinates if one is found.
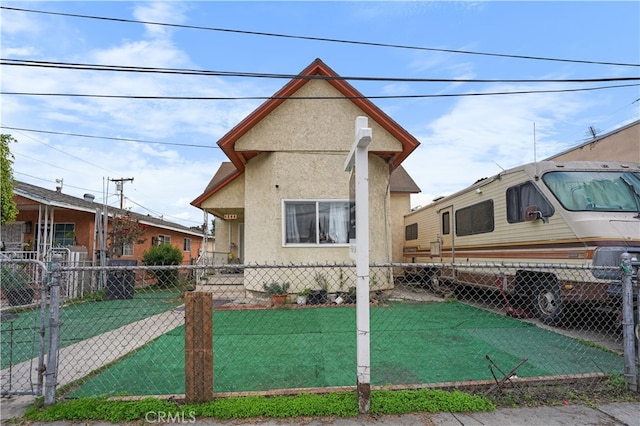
[14,181,201,236]
[192,58,420,207]
[389,166,421,193]
[200,162,241,196]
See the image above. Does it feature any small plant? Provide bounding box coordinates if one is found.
[298,288,311,296]
[339,268,347,291]
[370,273,379,289]
[296,288,311,305]
[346,286,357,303]
[263,282,290,295]
[314,272,329,291]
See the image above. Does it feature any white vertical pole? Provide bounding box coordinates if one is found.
[345,116,372,413]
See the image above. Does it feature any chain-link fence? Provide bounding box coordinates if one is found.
[1,259,637,402]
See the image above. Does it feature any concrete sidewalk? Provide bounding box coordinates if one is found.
[1,396,638,425]
[1,307,185,397]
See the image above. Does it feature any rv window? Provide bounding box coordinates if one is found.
[405,223,418,240]
[455,200,494,236]
[506,181,554,223]
[542,171,640,212]
[442,212,450,235]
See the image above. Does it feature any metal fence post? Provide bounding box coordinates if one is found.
[44,253,63,405]
[37,260,49,396]
[621,252,637,392]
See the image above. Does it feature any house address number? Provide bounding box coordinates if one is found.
[223,214,237,220]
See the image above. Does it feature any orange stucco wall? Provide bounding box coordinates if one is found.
[14,205,201,265]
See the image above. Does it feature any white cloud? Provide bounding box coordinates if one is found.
[404,83,591,208]
[133,1,189,39]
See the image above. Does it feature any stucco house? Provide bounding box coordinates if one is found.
[191,58,420,292]
[2,181,203,266]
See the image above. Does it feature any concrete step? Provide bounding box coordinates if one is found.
[198,274,244,286]
[195,284,246,299]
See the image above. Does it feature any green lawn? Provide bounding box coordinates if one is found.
[70,301,624,397]
[1,290,182,369]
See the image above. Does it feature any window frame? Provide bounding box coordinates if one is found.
[282,199,352,247]
[38,223,76,247]
[506,181,554,223]
[122,242,134,256]
[441,211,451,235]
[183,238,192,252]
[455,200,495,237]
[405,223,418,241]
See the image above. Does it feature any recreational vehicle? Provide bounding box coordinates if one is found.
[403,161,640,324]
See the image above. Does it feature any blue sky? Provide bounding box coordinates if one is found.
[1,1,639,227]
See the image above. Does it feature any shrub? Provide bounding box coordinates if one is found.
[142,244,183,288]
[264,282,290,295]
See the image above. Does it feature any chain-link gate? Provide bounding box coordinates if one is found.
[1,258,50,396]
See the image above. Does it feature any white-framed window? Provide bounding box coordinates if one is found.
[122,242,134,256]
[183,238,191,252]
[38,223,75,247]
[158,235,171,245]
[283,200,352,246]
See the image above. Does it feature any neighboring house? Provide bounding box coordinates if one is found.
[2,181,203,266]
[546,119,639,162]
[191,58,420,291]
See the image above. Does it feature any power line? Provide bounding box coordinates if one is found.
[2,6,638,68]
[3,83,639,100]
[3,59,640,83]
[9,127,116,173]
[124,196,202,225]
[14,171,108,201]
[1,126,218,149]
[13,171,200,225]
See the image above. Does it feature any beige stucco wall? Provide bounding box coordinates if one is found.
[390,192,411,265]
[242,151,394,291]
[200,173,245,210]
[548,121,639,162]
[235,80,403,155]
[243,152,392,262]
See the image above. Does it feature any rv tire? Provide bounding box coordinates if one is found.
[531,279,564,325]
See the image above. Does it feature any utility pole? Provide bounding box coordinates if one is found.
[110,177,134,209]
